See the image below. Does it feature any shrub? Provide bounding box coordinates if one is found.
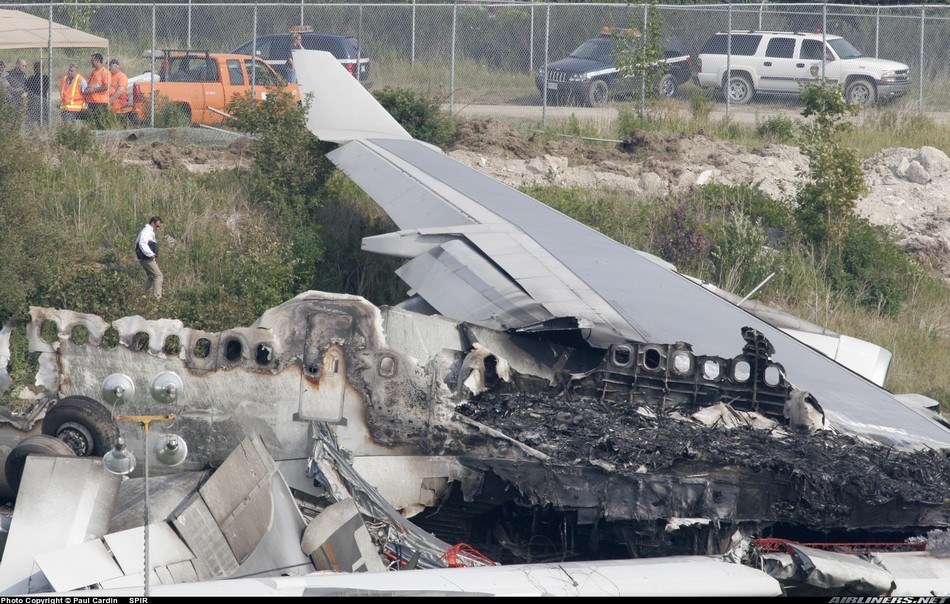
[313,174,405,305]
[711,211,773,295]
[795,82,867,248]
[649,197,711,273]
[228,88,336,291]
[228,89,336,209]
[0,105,67,321]
[525,185,652,251]
[54,123,95,154]
[139,96,193,128]
[372,87,456,149]
[614,0,665,117]
[693,183,792,232]
[756,115,796,143]
[688,90,714,123]
[834,218,917,315]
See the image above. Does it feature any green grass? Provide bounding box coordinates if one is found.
[373,55,538,106]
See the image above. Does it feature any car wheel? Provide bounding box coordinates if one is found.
[845,79,877,107]
[726,74,754,104]
[657,73,677,98]
[41,396,119,457]
[4,435,76,494]
[586,80,610,108]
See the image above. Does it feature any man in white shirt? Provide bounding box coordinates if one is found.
[136,215,164,299]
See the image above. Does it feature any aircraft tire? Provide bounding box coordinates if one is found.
[41,396,119,458]
[4,435,76,493]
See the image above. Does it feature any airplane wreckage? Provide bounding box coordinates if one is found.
[0,50,948,596]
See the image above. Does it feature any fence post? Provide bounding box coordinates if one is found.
[542,3,549,126]
[919,5,924,113]
[150,2,156,127]
[412,0,416,66]
[822,1,826,40]
[46,2,52,128]
[187,0,192,49]
[358,3,364,79]
[251,3,258,97]
[821,3,826,83]
[726,3,731,118]
[640,2,647,117]
[529,3,534,75]
[450,0,457,113]
[874,6,880,57]
[300,0,304,27]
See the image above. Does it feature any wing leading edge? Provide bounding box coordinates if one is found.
[295,51,950,450]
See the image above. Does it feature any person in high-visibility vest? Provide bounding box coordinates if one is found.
[60,64,87,122]
[107,58,132,124]
[82,53,110,127]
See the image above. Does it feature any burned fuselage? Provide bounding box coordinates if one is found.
[0,291,948,565]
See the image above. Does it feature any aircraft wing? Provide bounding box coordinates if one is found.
[295,50,950,450]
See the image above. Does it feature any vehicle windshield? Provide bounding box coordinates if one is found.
[569,38,614,62]
[828,38,863,59]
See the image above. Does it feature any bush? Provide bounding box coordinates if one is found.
[139,96,193,128]
[756,115,796,143]
[312,174,405,305]
[0,105,67,321]
[228,88,337,291]
[688,91,714,123]
[649,197,711,274]
[372,87,456,149]
[835,218,917,315]
[795,82,867,248]
[693,183,792,232]
[54,123,95,154]
[711,211,773,295]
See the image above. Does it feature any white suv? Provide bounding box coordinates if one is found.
[695,31,911,106]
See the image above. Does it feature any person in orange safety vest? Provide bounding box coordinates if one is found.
[107,58,133,123]
[60,63,87,122]
[82,52,110,127]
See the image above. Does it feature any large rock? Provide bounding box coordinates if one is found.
[918,146,950,178]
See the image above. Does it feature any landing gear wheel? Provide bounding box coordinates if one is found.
[845,79,877,107]
[41,396,119,457]
[657,73,677,98]
[726,74,754,104]
[586,80,610,108]
[4,435,76,493]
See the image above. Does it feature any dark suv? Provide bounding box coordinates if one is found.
[232,32,371,87]
[536,28,693,107]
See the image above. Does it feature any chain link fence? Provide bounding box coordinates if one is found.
[1,2,949,128]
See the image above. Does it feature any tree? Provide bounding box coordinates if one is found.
[613,0,666,117]
[794,82,868,249]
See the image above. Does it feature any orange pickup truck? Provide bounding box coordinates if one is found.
[132,51,301,126]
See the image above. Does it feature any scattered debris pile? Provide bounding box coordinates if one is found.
[455,391,950,537]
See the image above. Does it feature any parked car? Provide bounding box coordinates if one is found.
[232,31,371,87]
[694,30,911,106]
[535,27,693,108]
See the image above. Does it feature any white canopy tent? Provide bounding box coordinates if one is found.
[0,9,109,50]
[0,8,109,127]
